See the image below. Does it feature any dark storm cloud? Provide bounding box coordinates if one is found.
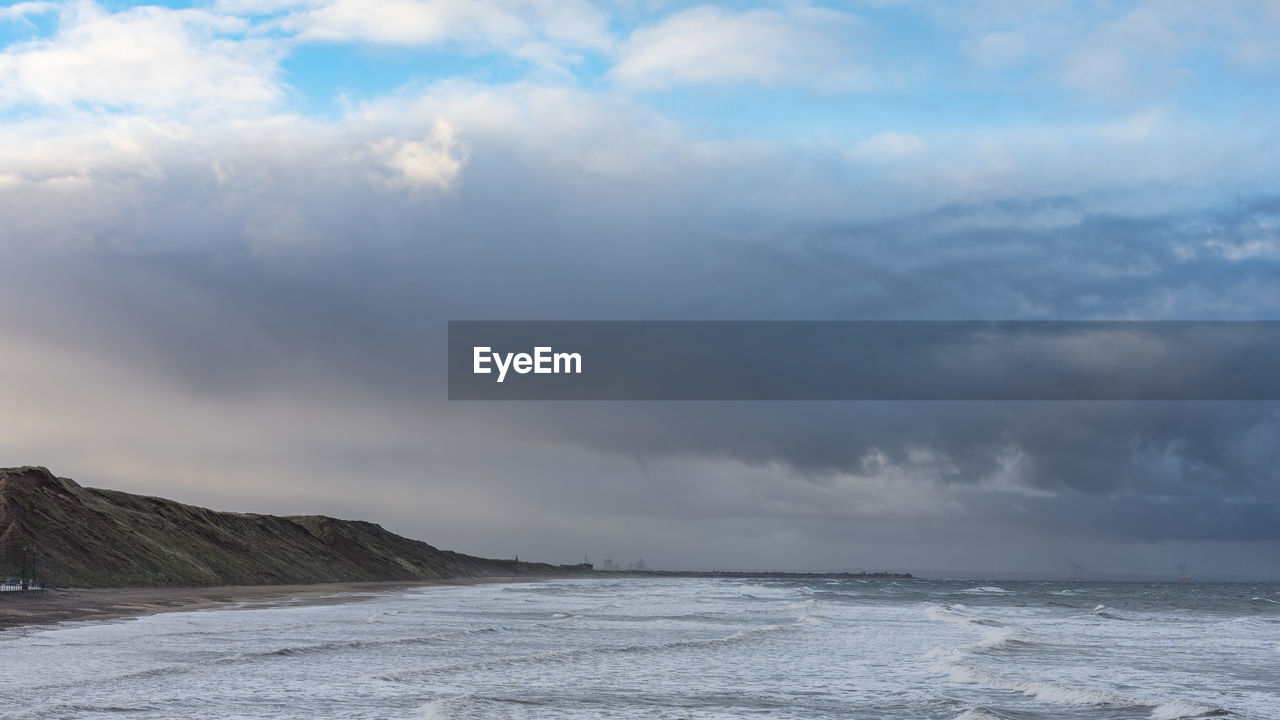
[710,196,1280,321]
[2,107,1279,575]
[5,179,1278,550]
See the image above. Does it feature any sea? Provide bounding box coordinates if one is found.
[1,578,1276,719]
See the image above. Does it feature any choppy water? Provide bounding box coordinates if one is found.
[1,578,1277,719]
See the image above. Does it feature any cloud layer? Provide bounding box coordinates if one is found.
[1,1,1279,578]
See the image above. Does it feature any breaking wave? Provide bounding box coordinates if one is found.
[2,578,1270,719]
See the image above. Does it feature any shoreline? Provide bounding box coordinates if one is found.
[0,577,539,631]
[0,572,910,631]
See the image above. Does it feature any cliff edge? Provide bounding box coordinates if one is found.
[0,466,566,587]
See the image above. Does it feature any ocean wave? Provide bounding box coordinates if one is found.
[264,626,501,659]
[1149,700,1231,719]
[926,604,1005,627]
[810,590,865,601]
[379,620,801,682]
[936,659,1128,706]
[951,706,1005,720]
[537,604,722,625]
[3,702,162,718]
[417,693,475,720]
[969,626,1034,653]
[23,626,503,691]
[795,611,833,625]
[936,658,1232,719]
[962,586,1011,594]
[925,645,953,660]
[1211,616,1276,630]
[1092,604,1124,620]
[924,626,1036,664]
[7,578,1268,719]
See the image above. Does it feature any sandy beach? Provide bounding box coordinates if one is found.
[0,578,529,631]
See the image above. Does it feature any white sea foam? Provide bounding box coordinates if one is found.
[417,694,473,719]
[970,625,1031,652]
[934,658,1128,707]
[926,604,1004,627]
[1092,604,1124,619]
[1149,700,1226,720]
[926,604,969,623]
[952,706,1003,720]
[925,645,954,660]
[0,578,1271,719]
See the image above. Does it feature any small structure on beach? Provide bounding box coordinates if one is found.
[1,578,44,592]
[0,545,44,592]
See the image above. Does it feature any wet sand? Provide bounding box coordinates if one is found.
[0,578,532,631]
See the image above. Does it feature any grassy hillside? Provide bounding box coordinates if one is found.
[0,466,580,587]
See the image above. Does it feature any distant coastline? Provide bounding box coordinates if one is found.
[625,570,913,580]
[1,466,909,598]
[0,466,595,589]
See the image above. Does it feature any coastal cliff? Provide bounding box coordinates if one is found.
[0,466,569,587]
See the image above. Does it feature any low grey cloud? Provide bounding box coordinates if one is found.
[1,80,1278,578]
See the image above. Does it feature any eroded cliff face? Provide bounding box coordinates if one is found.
[0,466,560,587]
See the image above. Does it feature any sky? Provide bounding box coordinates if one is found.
[1,0,1278,579]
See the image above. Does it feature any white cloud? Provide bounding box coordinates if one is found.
[366,120,468,191]
[1201,236,1280,261]
[285,0,526,45]
[953,0,1280,98]
[265,0,611,71]
[611,4,869,90]
[967,29,1031,69]
[345,82,701,180]
[0,2,58,21]
[0,1,283,112]
[854,131,927,157]
[0,80,1273,258]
